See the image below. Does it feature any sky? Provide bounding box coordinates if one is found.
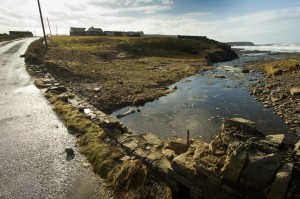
[0,0,300,44]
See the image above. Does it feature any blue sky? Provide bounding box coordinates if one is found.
[0,0,300,44]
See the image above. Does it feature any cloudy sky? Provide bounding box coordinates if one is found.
[0,0,300,44]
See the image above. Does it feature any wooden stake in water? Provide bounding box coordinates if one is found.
[187,130,190,146]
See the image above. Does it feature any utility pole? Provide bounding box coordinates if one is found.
[37,0,48,48]
[47,17,52,36]
[56,26,58,36]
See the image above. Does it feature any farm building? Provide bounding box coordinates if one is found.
[85,27,104,36]
[126,31,144,37]
[70,27,86,36]
[104,31,126,36]
[9,31,33,37]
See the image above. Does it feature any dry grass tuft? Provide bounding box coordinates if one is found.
[106,159,173,199]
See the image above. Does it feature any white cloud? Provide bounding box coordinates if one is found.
[0,1,299,43]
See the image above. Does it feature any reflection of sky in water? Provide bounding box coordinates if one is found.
[112,54,290,142]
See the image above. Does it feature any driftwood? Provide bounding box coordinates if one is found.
[117,109,136,119]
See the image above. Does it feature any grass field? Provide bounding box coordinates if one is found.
[30,36,236,113]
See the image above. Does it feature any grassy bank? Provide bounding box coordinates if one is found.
[36,36,237,113]
[45,91,172,198]
[246,56,300,76]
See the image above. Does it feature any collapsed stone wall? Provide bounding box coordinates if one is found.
[27,63,300,199]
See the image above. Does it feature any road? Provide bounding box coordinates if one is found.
[0,38,104,199]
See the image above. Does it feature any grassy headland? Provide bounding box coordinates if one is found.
[34,36,237,113]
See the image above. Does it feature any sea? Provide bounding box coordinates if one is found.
[231,43,300,53]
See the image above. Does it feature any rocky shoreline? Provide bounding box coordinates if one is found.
[245,55,300,138]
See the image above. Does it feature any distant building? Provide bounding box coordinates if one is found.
[85,26,104,36]
[104,31,126,36]
[9,31,33,37]
[70,27,86,36]
[126,31,144,37]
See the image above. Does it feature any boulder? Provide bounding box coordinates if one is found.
[240,154,282,190]
[164,137,188,155]
[93,87,101,92]
[142,133,163,147]
[294,139,300,156]
[241,69,250,73]
[65,148,75,156]
[34,79,47,89]
[290,87,300,96]
[220,118,257,146]
[231,118,256,129]
[267,163,293,199]
[221,145,247,182]
[47,86,67,93]
[162,149,176,160]
[265,134,285,145]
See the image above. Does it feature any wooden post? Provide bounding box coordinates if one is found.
[187,130,190,146]
[37,0,48,48]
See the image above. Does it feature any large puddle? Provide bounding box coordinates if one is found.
[112,53,290,142]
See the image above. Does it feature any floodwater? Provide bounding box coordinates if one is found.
[112,53,290,142]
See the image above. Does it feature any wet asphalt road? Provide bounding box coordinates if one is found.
[0,38,103,199]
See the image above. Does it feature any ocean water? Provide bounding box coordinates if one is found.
[232,43,300,53]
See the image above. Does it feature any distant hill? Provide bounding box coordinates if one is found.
[226,42,255,46]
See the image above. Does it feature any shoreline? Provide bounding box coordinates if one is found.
[244,54,300,138]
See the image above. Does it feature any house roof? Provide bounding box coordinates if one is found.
[70,27,86,32]
[86,27,103,32]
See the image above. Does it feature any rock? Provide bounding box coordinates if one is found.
[65,148,74,156]
[82,162,90,168]
[271,96,282,103]
[240,154,282,190]
[133,98,145,106]
[162,149,176,160]
[265,134,285,145]
[84,109,92,114]
[290,87,300,96]
[214,75,226,78]
[220,118,257,146]
[267,163,293,199]
[116,109,136,119]
[47,86,67,93]
[241,69,250,73]
[34,79,47,89]
[93,87,101,92]
[172,153,197,175]
[221,145,247,182]
[103,138,111,143]
[294,139,300,156]
[274,69,283,76]
[68,99,79,107]
[142,133,163,147]
[165,137,188,155]
[231,118,256,129]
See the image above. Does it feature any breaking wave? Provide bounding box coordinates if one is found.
[232,43,300,53]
